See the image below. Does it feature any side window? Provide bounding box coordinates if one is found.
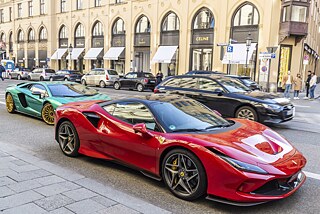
[105,102,160,131]
[89,70,96,75]
[199,78,223,91]
[30,84,48,95]
[163,78,181,87]
[179,78,198,89]
[125,73,134,78]
[132,73,138,78]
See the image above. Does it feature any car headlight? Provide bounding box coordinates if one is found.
[262,103,282,111]
[220,156,268,175]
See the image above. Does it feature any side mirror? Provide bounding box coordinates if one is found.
[32,91,44,99]
[133,123,153,138]
[214,88,224,96]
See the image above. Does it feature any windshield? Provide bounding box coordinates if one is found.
[151,99,231,133]
[48,84,98,97]
[216,78,251,93]
[242,78,256,85]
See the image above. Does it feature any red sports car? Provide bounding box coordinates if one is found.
[54,94,306,206]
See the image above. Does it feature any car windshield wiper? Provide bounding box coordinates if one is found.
[205,124,231,130]
[171,128,204,133]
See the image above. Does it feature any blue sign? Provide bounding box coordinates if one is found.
[227,45,233,53]
[46,58,50,62]
[271,53,276,58]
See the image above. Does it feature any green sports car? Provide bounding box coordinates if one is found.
[5,81,110,125]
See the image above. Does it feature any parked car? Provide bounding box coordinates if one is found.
[5,82,110,125]
[54,94,306,205]
[155,75,295,123]
[27,68,56,81]
[113,72,156,92]
[81,68,119,88]
[226,75,261,91]
[186,70,222,75]
[49,70,83,82]
[8,68,31,80]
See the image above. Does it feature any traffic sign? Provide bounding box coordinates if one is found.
[259,52,276,59]
[227,45,233,53]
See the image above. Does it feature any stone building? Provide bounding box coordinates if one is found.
[0,0,318,91]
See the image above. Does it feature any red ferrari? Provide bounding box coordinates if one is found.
[54,94,306,206]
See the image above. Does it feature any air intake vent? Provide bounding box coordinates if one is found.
[83,112,101,128]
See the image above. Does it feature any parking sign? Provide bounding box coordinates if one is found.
[227,45,233,53]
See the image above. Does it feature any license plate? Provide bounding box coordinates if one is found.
[286,108,295,116]
[76,79,80,81]
[150,81,155,83]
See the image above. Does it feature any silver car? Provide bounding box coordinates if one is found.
[9,68,31,80]
[27,68,56,81]
[81,68,119,88]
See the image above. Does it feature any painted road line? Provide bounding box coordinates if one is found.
[294,105,311,108]
[305,171,320,180]
[0,101,5,105]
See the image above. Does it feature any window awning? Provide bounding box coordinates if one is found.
[84,48,104,60]
[222,43,257,64]
[103,47,125,60]
[50,49,67,60]
[151,46,178,63]
[66,48,85,60]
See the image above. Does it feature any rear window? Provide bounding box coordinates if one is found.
[45,69,55,74]
[143,73,155,78]
[163,78,181,87]
[107,70,118,75]
[68,70,81,74]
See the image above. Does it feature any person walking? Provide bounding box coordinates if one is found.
[309,72,318,100]
[293,73,302,99]
[304,70,312,99]
[282,70,294,99]
[0,63,5,81]
[156,70,163,85]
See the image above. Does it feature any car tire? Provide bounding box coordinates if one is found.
[162,148,207,201]
[40,76,44,81]
[57,121,80,157]
[137,84,144,92]
[235,106,258,122]
[8,74,12,79]
[114,82,121,90]
[17,75,22,80]
[49,77,53,82]
[41,103,55,125]
[27,76,31,81]
[64,78,68,81]
[81,79,87,85]
[6,93,16,113]
[99,80,106,88]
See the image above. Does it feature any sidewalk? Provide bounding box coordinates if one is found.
[0,142,171,214]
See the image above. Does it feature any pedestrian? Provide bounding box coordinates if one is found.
[156,70,163,85]
[281,70,294,99]
[293,73,302,99]
[309,72,318,100]
[304,70,312,99]
[0,62,5,81]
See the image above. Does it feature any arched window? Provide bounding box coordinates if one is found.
[17,30,24,43]
[0,33,5,42]
[193,8,214,29]
[28,29,35,42]
[39,27,47,41]
[9,32,13,52]
[162,12,180,31]
[59,25,67,39]
[135,16,151,33]
[112,18,125,34]
[92,21,103,36]
[233,4,259,26]
[75,23,85,37]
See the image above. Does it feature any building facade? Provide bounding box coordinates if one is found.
[0,0,318,91]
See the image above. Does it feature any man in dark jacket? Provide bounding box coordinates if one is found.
[0,63,5,81]
[304,70,312,99]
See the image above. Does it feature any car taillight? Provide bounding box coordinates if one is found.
[154,88,159,93]
[144,78,148,83]
[106,75,109,80]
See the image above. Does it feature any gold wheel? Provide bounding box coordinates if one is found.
[42,103,55,125]
[6,93,15,113]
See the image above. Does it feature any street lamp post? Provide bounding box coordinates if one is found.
[68,44,73,70]
[245,33,252,76]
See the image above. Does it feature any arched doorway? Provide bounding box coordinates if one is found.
[17,29,25,67]
[27,28,36,69]
[230,2,259,79]
[72,23,85,72]
[38,26,48,67]
[0,32,6,60]
[134,15,151,72]
[190,7,215,71]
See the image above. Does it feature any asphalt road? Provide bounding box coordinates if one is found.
[0,79,320,214]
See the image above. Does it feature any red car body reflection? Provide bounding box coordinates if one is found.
[54,95,306,206]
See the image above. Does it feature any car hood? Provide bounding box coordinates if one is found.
[50,93,110,106]
[231,91,291,105]
[174,119,296,166]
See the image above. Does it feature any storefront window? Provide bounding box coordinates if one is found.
[39,27,47,41]
[113,18,125,34]
[193,9,214,29]
[162,12,180,31]
[136,16,151,33]
[233,4,259,26]
[28,29,35,42]
[278,45,292,89]
[192,49,212,71]
[17,30,24,43]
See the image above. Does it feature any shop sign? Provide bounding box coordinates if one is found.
[192,31,214,45]
[134,34,150,47]
[303,55,309,65]
[112,35,126,47]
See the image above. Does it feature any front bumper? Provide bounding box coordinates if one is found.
[258,105,295,123]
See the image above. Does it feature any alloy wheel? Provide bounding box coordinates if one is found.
[17,75,21,80]
[58,121,79,157]
[42,103,55,125]
[99,81,106,88]
[137,84,144,92]
[114,82,120,90]
[163,153,200,198]
[237,108,256,121]
[6,93,15,113]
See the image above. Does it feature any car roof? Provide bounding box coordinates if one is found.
[225,75,251,79]
[165,74,232,81]
[36,81,80,86]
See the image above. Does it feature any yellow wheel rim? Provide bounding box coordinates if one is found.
[42,104,54,125]
[6,94,14,113]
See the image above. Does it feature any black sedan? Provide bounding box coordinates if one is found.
[49,70,83,82]
[186,70,222,75]
[225,75,261,91]
[113,72,156,92]
[154,75,294,123]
